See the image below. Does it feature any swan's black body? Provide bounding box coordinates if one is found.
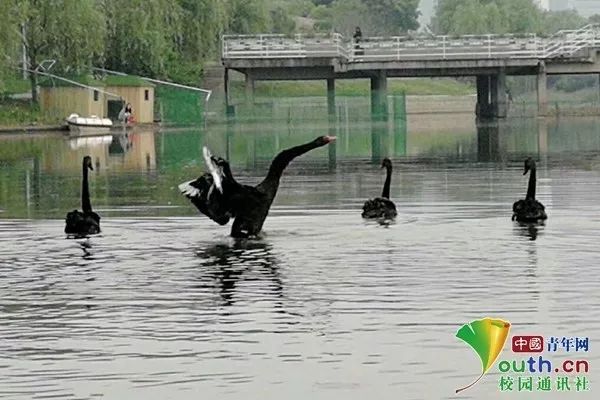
[512,157,547,223]
[362,158,397,220]
[65,156,101,235]
[180,136,336,238]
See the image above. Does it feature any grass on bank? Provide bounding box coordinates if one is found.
[0,76,30,95]
[0,99,61,127]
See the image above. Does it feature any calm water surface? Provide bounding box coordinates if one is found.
[1,114,599,399]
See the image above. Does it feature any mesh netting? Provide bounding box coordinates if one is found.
[155,86,205,126]
[210,94,407,162]
[229,93,406,124]
[393,94,407,156]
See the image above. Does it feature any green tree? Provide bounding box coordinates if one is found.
[0,1,18,92]
[432,0,542,35]
[483,3,509,34]
[311,4,334,32]
[431,0,469,34]
[445,0,509,35]
[542,10,587,33]
[327,0,419,36]
[278,0,315,17]
[362,0,420,35]
[12,0,105,103]
[102,0,182,78]
[330,0,370,36]
[448,0,489,35]
[226,0,269,34]
[270,6,297,34]
[501,0,541,33]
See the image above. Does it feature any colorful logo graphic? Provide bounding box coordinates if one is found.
[512,335,544,353]
[455,317,511,393]
[498,335,590,393]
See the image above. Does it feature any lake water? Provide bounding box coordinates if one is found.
[1,113,599,399]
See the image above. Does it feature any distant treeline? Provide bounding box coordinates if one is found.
[0,0,598,103]
[431,0,597,35]
[0,0,420,96]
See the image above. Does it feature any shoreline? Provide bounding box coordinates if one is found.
[0,124,67,134]
[3,94,600,133]
[0,122,160,134]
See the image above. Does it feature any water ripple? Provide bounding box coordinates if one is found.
[1,162,599,400]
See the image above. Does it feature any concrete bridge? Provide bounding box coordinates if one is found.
[222,24,600,119]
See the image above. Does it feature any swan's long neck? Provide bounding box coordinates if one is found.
[82,164,92,213]
[382,166,392,199]
[257,139,325,196]
[220,161,239,191]
[221,161,236,182]
[526,167,536,200]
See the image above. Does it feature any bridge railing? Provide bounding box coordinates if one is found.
[350,34,544,61]
[222,25,600,62]
[542,24,600,58]
[222,33,346,59]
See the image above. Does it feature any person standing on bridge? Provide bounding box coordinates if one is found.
[353,26,363,56]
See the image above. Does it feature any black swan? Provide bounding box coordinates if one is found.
[512,157,547,223]
[179,135,336,238]
[65,156,101,235]
[362,158,397,219]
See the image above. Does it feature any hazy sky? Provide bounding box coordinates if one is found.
[418,0,435,27]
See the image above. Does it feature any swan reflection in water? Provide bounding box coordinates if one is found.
[514,221,545,241]
[194,240,283,306]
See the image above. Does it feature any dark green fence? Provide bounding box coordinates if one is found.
[155,86,205,126]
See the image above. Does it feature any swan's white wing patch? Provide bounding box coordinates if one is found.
[178,180,201,198]
[203,146,223,193]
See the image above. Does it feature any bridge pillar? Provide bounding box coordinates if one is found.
[245,73,255,104]
[477,73,507,119]
[370,71,388,162]
[327,78,336,118]
[224,68,234,116]
[538,118,548,159]
[491,71,508,118]
[327,78,336,168]
[537,63,548,116]
[476,75,491,119]
[477,121,501,162]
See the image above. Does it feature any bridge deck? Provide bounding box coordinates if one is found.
[222,25,600,79]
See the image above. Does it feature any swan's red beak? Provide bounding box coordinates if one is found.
[324,136,337,143]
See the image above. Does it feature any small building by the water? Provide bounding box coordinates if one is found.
[39,76,106,120]
[39,75,155,123]
[104,76,155,123]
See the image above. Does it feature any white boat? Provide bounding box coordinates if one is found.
[66,113,113,134]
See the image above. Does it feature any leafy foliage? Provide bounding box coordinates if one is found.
[0,1,17,91]
[227,0,269,34]
[1,0,597,104]
[362,0,420,35]
[314,0,419,36]
[103,0,178,78]
[541,10,587,33]
[6,0,106,101]
[431,0,589,35]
